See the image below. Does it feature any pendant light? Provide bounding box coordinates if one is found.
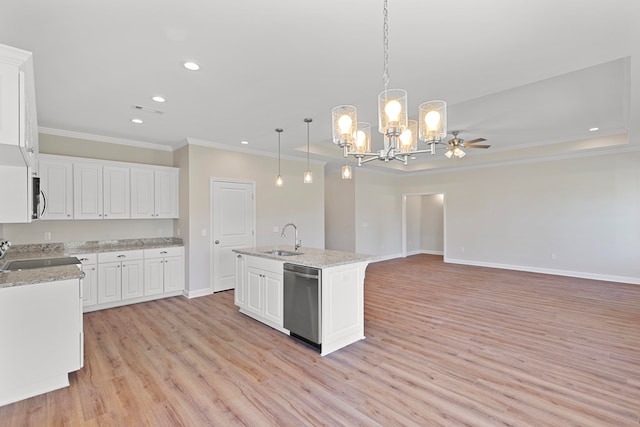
[303,118,313,184]
[275,128,284,187]
[341,159,353,180]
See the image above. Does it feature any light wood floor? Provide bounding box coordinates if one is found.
[1,255,639,426]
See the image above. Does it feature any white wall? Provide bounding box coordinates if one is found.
[354,169,402,257]
[405,195,422,253]
[180,142,325,294]
[397,150,640,284]
[324,169,355,252]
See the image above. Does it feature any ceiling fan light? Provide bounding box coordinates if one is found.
[444,149,453,159]
[454,147,465,158]
[419,100,447,143]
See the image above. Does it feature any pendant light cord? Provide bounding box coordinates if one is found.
[382,0,389,92]
[306,120,310,168]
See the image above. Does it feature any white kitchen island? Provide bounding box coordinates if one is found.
[232,246,374,356]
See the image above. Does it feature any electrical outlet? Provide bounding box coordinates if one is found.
[201,229,207,236]
[551,253,557,260]
[44,232,51,241]
[273,226,279,233]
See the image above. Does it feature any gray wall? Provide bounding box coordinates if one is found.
[324,169,356,252]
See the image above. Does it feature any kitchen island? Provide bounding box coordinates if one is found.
[232,246,374,356]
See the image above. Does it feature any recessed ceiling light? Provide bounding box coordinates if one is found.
[131,118,143,124]
[410,156,417,160]
[183,61,200,71]
[589,127,599,132]
[152,96,166,103]
[241,140,249,145]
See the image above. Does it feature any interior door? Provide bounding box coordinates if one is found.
[211,180,255,292]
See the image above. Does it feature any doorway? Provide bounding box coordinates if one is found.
[210,179,256,292]
[402,193,445,257]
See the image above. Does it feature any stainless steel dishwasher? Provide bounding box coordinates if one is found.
[283,263,321,350]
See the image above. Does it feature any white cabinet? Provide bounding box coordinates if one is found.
[73,162,130,220]
[0,43,38,167]
[238,256,285,331]
[131,167,179,219]
[77,253,98,307]
[73,162,102,220]
[39,156,73,220]
[97,250,144,304]
[143,246,184,296]
[0,278,82,406]
[235,254,246,307]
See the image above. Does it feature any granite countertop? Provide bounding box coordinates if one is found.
[233,246,375,269]
[0,237,184,289]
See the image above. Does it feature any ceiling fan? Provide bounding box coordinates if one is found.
[444,131,491,158]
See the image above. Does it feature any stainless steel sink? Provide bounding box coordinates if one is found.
[1,257,81,271]
[262,250,303,257]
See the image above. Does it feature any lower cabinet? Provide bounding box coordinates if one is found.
[143,246,184,296]
[83,246,184,312]
[236,255,285,331]
[77,253,98,307]
[97,250,144,304]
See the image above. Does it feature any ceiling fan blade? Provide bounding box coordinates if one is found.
[463,138,487,145]
[465,144,491,149]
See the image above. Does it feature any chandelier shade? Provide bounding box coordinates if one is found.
[354,122,372,156]
[419,100,447,143]
[398,119,417,153]
[332,105,358,147]
[378,89,408,136]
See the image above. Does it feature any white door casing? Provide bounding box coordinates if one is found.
[210,179,255,293]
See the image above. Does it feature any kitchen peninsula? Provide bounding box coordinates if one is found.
[233,246,374,356]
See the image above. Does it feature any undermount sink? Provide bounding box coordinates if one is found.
[1,257,81,272]
[262,250,303,257]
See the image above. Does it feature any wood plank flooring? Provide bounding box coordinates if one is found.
[1,255,639,426]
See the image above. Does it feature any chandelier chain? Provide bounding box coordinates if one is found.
[382,0,389,91]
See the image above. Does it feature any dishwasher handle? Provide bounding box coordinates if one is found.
[288,271,318,280]
[284,263,320,279]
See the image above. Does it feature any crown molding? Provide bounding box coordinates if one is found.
[38,127,175,152]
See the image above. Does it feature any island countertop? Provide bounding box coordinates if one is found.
[232,246,375,269]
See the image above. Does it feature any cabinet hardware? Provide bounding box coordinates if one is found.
[117,255,126,258]
[160,251,167,254]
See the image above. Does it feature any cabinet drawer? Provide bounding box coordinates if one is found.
[143,246,184,259]
[75,253,97,265]
[98,249,144,263]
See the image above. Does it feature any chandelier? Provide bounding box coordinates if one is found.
[331,0,447,167]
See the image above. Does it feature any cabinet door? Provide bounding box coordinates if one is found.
[73,162,103,220]
[121,260,144,300]
[154,169,178,218]
[0,62,19,146]
[245,267,264,317]
[97,261,121,304]
[103,166,130,219]
[39,157,73,220]
[164,256,184,292]
[263,272,284,327]
[144,258,164,296]
[81,264,98,307]
[130,168,155,219]
[234,254,246,307]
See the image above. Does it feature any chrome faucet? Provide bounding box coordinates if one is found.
[0,240,11,260]
[281,223,301,251]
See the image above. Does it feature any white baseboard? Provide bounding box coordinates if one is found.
[186,288,214,298]
[406,249,444,256]
[445,257,640,285]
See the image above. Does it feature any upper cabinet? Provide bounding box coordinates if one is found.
[0,43,38,171]
[131,167,178,219]
[40,156,73,220]
[39,154,178,221]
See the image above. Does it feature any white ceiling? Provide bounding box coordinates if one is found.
[2,0,639,173]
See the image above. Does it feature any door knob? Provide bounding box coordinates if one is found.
[214,240,220,244]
